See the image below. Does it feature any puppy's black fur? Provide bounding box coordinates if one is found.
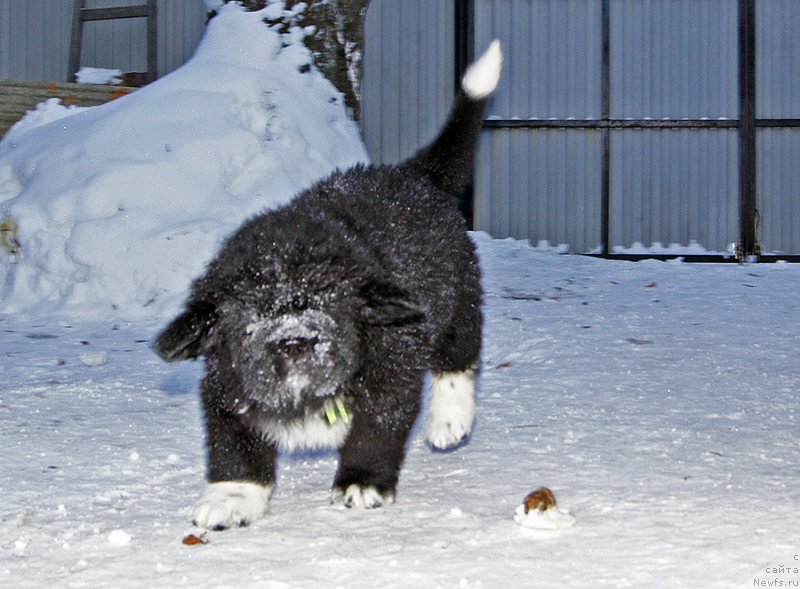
[155,42,501,528]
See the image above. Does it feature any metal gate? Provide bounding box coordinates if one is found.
[462,0,800,261]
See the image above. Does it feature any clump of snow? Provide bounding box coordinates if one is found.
[1,99,91,142]
[79,350,108,367]
[0,2,367,321]
[107,529,131,547]
[75,68,123,85]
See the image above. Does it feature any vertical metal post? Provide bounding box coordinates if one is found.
[68,0,86,82]
[146,0,158,83]
[455,0,475,84]
[600,0,611,256]
[738,0,759,259]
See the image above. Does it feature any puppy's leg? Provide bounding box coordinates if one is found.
[427,278,482,450]
[191,367,277,531]
[332,372,423,508]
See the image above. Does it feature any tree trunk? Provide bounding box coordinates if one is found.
[295,0,370,122]
[213,0,371,122]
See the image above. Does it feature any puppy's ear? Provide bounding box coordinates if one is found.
[154,301,218,361]
[360,280,426,326]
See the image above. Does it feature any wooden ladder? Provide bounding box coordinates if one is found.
[68,0,158,84]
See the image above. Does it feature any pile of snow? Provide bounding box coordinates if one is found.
[0,2,367,321]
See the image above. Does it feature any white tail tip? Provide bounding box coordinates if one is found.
[461,40,503,100]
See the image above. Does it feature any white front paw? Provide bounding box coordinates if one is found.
[331,484,395,509]
[191,481,272,530]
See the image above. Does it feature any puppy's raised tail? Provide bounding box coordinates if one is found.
[406,40,502,195]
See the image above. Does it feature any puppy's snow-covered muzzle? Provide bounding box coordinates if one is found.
[222,307,359,417]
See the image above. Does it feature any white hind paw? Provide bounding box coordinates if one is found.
[331,484,395,509]
[426,371,476,450]
[427,416,472,450]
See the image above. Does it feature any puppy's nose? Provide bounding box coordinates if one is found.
[280,337,318,360]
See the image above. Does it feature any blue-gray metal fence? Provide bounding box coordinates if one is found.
[4,0,799,259]
[0,0,205,82]
[465,0,800,260]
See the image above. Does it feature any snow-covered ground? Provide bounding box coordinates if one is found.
[1,2,798,588]
[2,240,799,588]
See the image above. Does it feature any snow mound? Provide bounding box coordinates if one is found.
[0,2,368,321]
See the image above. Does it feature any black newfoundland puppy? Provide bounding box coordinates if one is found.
[155,41,502,530]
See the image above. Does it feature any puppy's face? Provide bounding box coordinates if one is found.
[155,270,426,418]
[217,293,360,416]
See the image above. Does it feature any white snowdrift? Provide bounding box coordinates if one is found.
[0,2,367,321]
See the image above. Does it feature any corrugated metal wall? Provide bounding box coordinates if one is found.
[759,129,800,255]
[470,0,798,255]
[610,129,739,251]
[0,0,74,81]
[757,0,800,119]
[757,0,800,255]
[608,0,740,253]
[361,0,455,165]
[474,0,742,253]
[0,0,206,81]
[477,128,602,249]
[156,0,206,76]
[611,0,738,120]
[473,0,603,251]
[482,0,602,119]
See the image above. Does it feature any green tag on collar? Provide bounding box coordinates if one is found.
[335,397,350,425]
[324,400,338,424]
[324,397,350,425]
